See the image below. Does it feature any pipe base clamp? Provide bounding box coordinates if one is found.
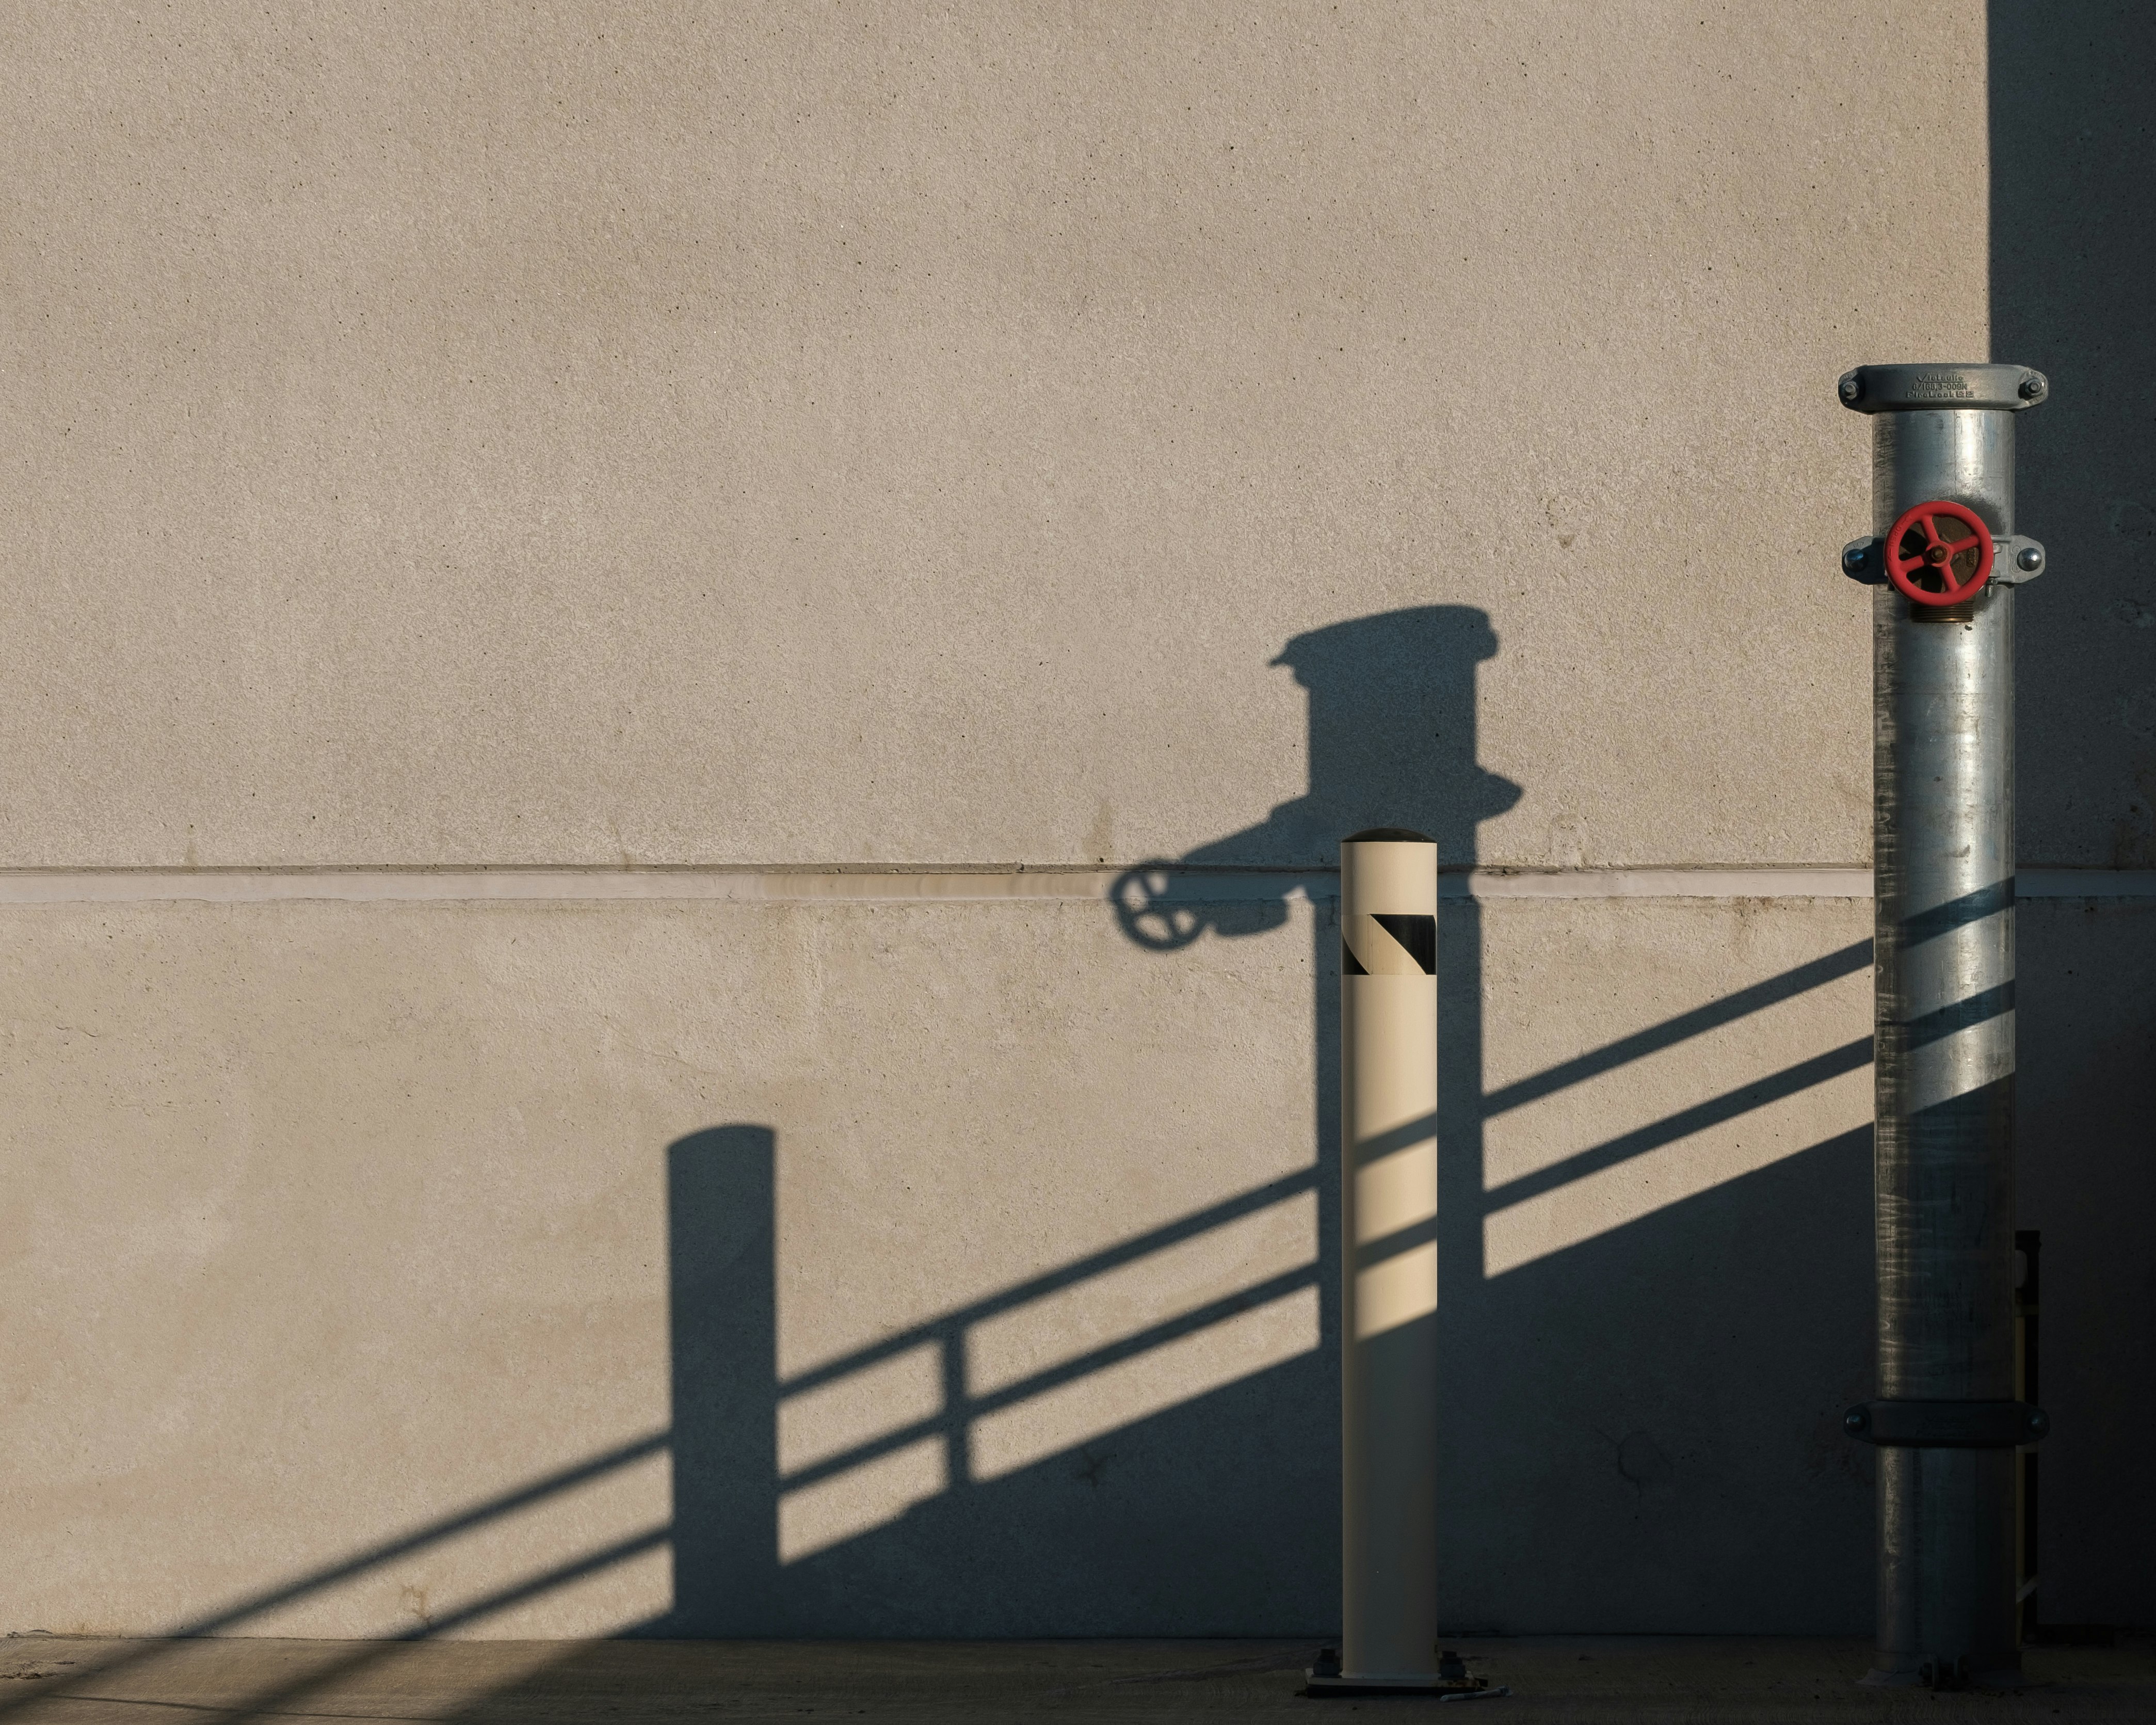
[1843,1399,2049,1448]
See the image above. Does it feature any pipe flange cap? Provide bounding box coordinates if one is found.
[1837,363,2048,413]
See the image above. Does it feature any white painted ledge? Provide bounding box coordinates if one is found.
[0,867,2151,905]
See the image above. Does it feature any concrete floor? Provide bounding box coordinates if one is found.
[1,1638,2152,1724]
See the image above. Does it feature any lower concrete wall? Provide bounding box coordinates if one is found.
[2015,897,2156,1630]
[0,886,2143,1636]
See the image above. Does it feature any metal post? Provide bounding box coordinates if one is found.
[1322,829,1439,1691]
[1835,364,2051,1689]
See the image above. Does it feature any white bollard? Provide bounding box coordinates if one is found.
[1336,828,1439,1686]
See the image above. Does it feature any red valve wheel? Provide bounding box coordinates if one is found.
[1884,500,1995,606]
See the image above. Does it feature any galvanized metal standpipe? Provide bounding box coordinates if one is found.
[1836,363,2051,1690]
[1325,830,1440,1691]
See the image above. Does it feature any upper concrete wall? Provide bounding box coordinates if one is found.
[1,2,1985,870]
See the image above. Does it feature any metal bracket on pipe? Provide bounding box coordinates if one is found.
[1836,363,2048,413]
[1840,535,2046,586]
[1843,1400,2050,1448]
[1994,535,2046,582]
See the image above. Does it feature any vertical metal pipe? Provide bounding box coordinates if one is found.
[1842,363,2048,1687]
[1338,830,1438,1684]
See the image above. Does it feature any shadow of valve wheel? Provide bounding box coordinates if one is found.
[1110,864,1292,950]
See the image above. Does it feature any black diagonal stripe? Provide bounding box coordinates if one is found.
[1372,913,1436,975]
[1341,939,1369,975]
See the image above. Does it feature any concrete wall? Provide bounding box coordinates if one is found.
[1,0,2148,1638]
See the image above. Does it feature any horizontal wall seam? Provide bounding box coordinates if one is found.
[0,867,2150,905]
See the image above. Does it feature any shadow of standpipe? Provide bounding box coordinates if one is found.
[1108,610,1521,1624]
[1116,607,1520,1652]
[1111,606,1880,1639]
[660,612,1526,1641]
[1112,608,1520,948]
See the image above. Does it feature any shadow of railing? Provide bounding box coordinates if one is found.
[773,1167,1321,1496]
[748,925,1890,1503]
[0,1432,673,1722]
[676,909,1887,1633]
[4,896,1895,1725]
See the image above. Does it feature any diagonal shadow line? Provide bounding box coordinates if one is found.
[1350,1111,1437,1167]
[36,1527,673,1725]
[1354,1213,1438,1270]
[0,1433,671,1722]
[1361,1019,1886,1261]
[778,1265,1320,1492]
[1483,1036,1875,1215]
[790,940,1890,1407]
[176,1430,667,1634]
[1361,941,1876,1164]
[1483,939,1874,1119]
[1897,980,2014,1048]
[1893,879,2013,948]
[778,1168,1317,1398]
[776,942,1902,1466]
[389,1525,671,1640]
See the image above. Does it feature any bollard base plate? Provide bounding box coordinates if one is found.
[1859,1663,2025,1691]
[1305,1671,1490,1697]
